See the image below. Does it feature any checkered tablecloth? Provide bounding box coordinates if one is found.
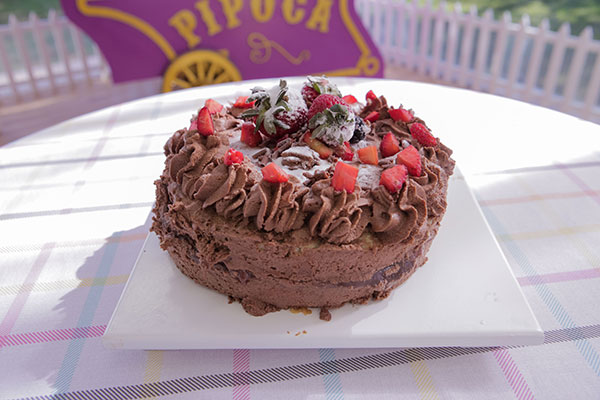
[1,79,599,399]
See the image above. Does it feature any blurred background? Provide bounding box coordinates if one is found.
[1,0,599,145]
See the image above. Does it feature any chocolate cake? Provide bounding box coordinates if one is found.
[151,77,455,319]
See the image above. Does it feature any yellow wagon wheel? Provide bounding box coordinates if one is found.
[162,50,242,92]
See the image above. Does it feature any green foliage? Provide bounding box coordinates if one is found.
[0,0,61,23]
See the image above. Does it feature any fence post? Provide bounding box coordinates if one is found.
[472,8,494,91]
[9,13,40,99]
[458,5,477,87]
[505,14,529,98]
[0,31,21,104]
[541,22,570,107]
[430,1,446,79]
[442,2,461,83]
[522,18,549,104]
[30,12,58,95]
[48,9,75,90]
[562,26,593,111]
[405,0,417,70]
[417,0,433,76]
[69,24,93,86]
[488,11,512,95]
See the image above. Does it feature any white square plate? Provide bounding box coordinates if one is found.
[103,170,543,349]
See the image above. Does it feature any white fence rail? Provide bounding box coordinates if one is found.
[1,3,600,124]
[0,10,110,107]
[356,0,600,123]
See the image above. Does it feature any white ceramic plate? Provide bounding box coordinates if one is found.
[103,168,543,349]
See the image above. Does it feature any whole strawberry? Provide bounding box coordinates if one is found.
[307,94,356,147]
[242,80,308,139]
[301,76,342,106]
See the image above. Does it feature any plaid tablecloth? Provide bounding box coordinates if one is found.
[1,79,599,399]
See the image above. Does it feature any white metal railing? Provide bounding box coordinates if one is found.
[0,10,110,107]
[356,0,600,123]
[1,3,599,124]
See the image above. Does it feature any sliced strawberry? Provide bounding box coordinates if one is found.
[388,107,413,123]
[196,106,214,136]
[331,161,359,193]
[241,121,261,147]
[380,165,408,194]
[396,145,422,176]
[233,96,255,109]
[366,90,377,101]
[307,94,349,121]
[189,118,197,131]
[339,141,354,161]
[380,132,400,157]
[303,132,333,159]
[409,123,437,147]
[342,94,358,104]
[224,148,243,165]
[357,145,379,165]
[364,111,380,123]
[262,162,289,183]
[204,99,223,114]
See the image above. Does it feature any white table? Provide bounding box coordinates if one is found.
[1,78,599,399]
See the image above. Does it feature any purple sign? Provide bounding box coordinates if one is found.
[61,0,384,90]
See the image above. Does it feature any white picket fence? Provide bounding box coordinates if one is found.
[356,0,600,123]
[1,2,600,124]
[0,10,110,107]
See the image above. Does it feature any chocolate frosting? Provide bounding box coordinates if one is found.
[156,96,455,245]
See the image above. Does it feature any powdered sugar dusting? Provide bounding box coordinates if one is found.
[356,164,381,189]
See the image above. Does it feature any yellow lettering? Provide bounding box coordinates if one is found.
[251,0,275,23]
[168,10,201,48]
[305,0,332,33]
[218,0,243,29]
[282,0,306,24]
[195,0,223,36]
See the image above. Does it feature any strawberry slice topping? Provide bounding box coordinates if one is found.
[380,165,408,194]
[338,141,354,161]
[342,94,358,104]
[380,132,400,157]
[396,145,422,176]
[303,132,333,159]
[409,123,437,146]
[357,145,379,165]
[331,161,359,193]
[196,106,214,136]
[262,162,289,183]
[233,96,255,109]
[224,148,243,165]
[388,107,413,123]
[307,94,349,121]
[204,99,223,114]
[241,121,261,147]
[366,90,377,101]
[364,111,380,123]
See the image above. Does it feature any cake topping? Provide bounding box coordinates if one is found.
[224,148,244,165]
[349,116,368,143]
[380,165,408,194]
[301,75,342,106]
[397,145,422,176]
[233,96,255,109]
[336,141,354,161]
[307,94,355,146]
[357,145,379,165]
[364,111,380,123]
[262,162,289,183]
[380,132,400,157]
[242,80,308,138]
[366,90,377,102]
[303,132,333,159]
[331,161,358,193]
[389,107,414,123]
[240,121,261,147]
[196,106,215,136]
[204,99,224,114]
[342,94,358,104]
[409,122,437,147]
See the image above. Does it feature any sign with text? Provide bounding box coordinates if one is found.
[61,0,384,91]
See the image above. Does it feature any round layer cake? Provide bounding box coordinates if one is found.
[151,77,455,319]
